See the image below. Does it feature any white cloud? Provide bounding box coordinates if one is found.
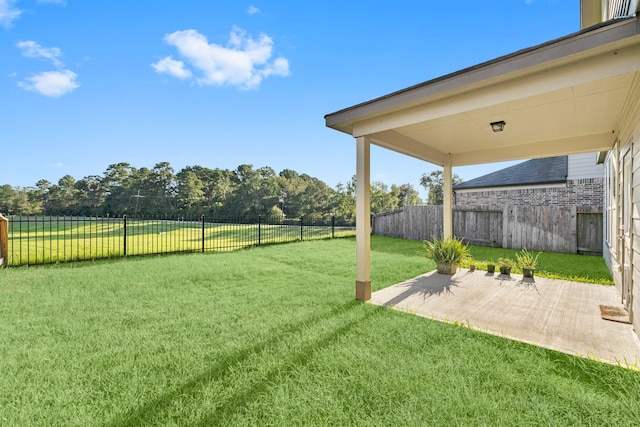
[18,70,80,97]
[154,26,290,90]
[15,40,79,97]
[247,5,260,15]
[16,40,63,67]
[51,162,64,168]
[0,0,22,28]
[151,56,192,79]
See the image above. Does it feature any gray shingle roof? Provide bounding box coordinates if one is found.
[453,156,568,190]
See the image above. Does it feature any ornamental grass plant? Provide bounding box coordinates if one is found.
[423,236,470,265]
[516,248,543,269]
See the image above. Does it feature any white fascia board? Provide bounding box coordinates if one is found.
[351,43,640,138]
[326,17,640,135]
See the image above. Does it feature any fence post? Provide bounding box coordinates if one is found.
[332,215,335,239]
[0,214,8,268]
[123,215,127,257]
[202,215,205,252]
[258,216,262,246]
[300,217,304,241]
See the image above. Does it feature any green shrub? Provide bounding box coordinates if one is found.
[516,248,542,269]
[497,257,514,268]
[424,237,470,265]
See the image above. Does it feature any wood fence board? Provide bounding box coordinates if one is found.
[372,204,602,254]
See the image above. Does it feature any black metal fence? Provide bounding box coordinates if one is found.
[3,214,355,267]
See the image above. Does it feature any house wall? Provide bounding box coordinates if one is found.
[611,74,640,333]
[628,117,640,333]
[567,153,603,179]
[455,178,603,207]
[631,140,640,333]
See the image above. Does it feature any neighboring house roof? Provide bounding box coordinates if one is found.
[454,157,568,190]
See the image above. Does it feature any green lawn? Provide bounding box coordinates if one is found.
[459,245,614,285]
[0,236,636,426]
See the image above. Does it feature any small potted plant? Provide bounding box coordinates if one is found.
[424,236,470,275]
[516,248,542,278]
[486,260,496,274]
[498,257,514,275]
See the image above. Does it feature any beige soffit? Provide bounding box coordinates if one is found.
[325,16,640,167]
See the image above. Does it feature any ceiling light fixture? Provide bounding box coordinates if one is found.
[490,120,506,132]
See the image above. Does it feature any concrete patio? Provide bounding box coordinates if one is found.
[370,269,640,366]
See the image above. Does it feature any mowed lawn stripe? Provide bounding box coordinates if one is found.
[1,237,637,426]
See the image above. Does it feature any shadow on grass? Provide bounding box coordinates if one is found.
[107,300,384,426]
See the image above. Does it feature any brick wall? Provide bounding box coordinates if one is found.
[454,178,603,207]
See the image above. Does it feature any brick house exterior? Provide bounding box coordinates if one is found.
[454,153,603,208]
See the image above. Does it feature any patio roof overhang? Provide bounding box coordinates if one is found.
[324,16,640,301]
[325,16,640,167]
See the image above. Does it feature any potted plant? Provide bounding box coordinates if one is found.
[498,257,514,275]
[424,236,470,275]
[516,248,542,278]
[486,260,496,274]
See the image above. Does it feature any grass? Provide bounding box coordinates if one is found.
[459,245,614,284]
[1,236,636,426]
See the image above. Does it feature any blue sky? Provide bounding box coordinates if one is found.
[1,0,578,198]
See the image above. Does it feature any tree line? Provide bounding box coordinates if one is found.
[0,162,427,220]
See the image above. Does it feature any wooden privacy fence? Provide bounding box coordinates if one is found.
[372,205,603,254]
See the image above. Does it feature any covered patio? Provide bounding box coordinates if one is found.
[370,269,640,366]
[325,16,640,302]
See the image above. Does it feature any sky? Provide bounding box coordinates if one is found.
[1,0,579,199]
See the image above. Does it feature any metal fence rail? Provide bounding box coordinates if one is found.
[4,215,355,267]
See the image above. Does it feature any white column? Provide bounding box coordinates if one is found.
[355,136,371,301]
[443,162,453,238]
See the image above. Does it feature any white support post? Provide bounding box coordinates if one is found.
[355,136,371,301]
[443,162,453,239]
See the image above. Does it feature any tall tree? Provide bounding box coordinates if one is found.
[34,179,51,215]
[420,170,463,205]
[12,188,39,215]
[75,175,105,216]
[299,175,334,216]
[391,183,422,207]
[177,166,235,215]
[332,176,356,222]
[102,162,136,216]
[0,185,17,214]
[175,170,205,216]
[150,162,177,215]
[370,181,398,214]
[47,175,78,215]
[227,164,280,217]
